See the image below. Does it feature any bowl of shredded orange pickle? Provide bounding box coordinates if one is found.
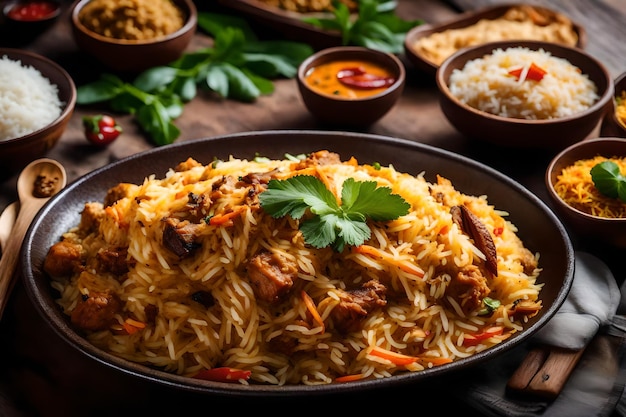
[546,137,626,247]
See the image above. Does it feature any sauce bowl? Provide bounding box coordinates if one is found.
[297,46,405,127]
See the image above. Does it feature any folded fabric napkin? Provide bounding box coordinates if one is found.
[454,251,624,417]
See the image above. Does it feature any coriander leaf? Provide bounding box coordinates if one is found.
[590,160,626,202]
[300,214,339,249]
[259,174,410,251]
[260,175,339,219]
[334,216,371,250]
[341,178,410,221]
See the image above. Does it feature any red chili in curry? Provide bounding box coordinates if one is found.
[304,59,396,99]
[6,1,58,21]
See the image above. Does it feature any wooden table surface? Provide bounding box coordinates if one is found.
[0,1,625,416]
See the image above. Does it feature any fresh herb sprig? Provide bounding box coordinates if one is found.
[75,13,314,146]
[259,175,410,252]
[303,0,422,53]
[590,160,626,202]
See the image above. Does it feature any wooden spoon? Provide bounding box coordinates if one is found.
[0,158,66,319]
[0,201,19,256]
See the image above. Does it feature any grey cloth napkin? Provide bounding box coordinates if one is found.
[533,251,620,350]
[455,251,624,417]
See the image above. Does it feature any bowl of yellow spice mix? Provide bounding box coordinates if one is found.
[70,0,197,72]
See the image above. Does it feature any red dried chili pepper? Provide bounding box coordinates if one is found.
[508,62,547,82]
[193,367,252,383]
[336,66,396,89]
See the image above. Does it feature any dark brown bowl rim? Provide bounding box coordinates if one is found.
[404,3,587,75]
[297,46,406,102]
[70,0,197,46]
[607,72,626,134]
[0,47,76,144]
[546,137,626,222]
[435,40,613,126]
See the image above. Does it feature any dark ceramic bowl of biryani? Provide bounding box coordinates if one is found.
[70,0,197,73]
[0,48,76,178]
[436,40,613,149]
[297,46,405,127]
[22,130,574,397]
[600,72,626,138]
[546,137,626,248]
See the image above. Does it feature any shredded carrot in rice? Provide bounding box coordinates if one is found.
[352,244,425,278]
[553,155,626,218]
[301,290,325,333]
[335,373,366,383]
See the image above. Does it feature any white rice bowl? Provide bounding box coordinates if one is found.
[448,46,599,120]
[0,55,62,141]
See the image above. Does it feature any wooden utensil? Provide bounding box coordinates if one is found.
[0,201,19,255]
[507,345,585,399]
[0,158,66,319]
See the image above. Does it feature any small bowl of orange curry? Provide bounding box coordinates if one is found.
[297,46,405,127]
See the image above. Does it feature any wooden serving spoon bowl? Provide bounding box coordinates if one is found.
[0,158,66,319]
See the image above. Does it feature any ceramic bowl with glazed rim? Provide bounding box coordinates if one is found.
[600,71,626,138]
[0,48,76,179]
[545,137,626,248]
[69,0,197,73]
[22,130,574,398]
[296,46,405,127]
[436,40,613,149]
[1,0,62,46]
[404,3,586,76]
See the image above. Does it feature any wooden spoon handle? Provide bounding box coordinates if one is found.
[507,345,585,399]
[0,198,48,319]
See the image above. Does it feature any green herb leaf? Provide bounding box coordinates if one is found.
[303,0,422,53]
[590,160,626,202]
[76,74,125,104]
[259,174,410,251]
[74,13,313,146]
[478,297,501,316]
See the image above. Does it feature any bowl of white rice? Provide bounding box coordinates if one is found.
[436,40,613,149]
[0,48,76,177]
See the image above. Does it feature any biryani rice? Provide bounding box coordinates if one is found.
[48,152,543,385]
[448,46,598,120]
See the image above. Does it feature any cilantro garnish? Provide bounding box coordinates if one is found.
[259,175,410,252]
[590,160,626,202]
